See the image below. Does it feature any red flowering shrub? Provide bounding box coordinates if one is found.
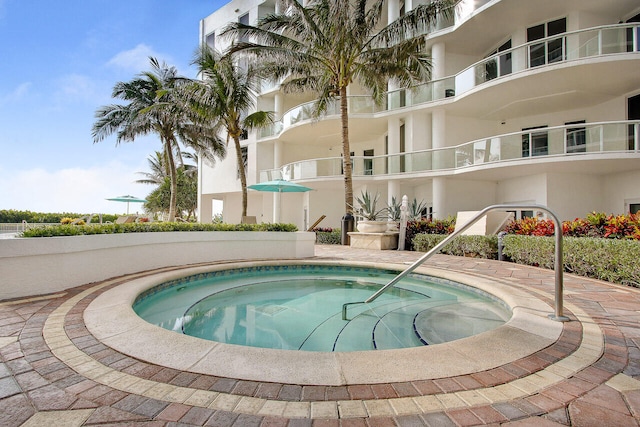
[505,212,640,240]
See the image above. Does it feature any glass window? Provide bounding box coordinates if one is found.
[205,32,215,49]
[527,24,545,41]
[363,149,374,175]
[527,18,566,67]
[631,204,640,214]
[566,121,586,153]
[522,126,548,157]
[547,18,566,37]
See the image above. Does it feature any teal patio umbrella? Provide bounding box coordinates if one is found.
[248,180,313,222]
[106,195,147,214]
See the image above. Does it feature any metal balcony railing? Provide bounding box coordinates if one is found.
[257,23,640,140]
[259,121,640,182]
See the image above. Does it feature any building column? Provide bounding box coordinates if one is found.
[387,0,399,23]
[387,117,401,174]
[432,177,447,220]
[388,180,400,219]
[273,140,283,222]
[431,109,447,219]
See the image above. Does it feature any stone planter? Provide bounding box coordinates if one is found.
[356,220,388,233]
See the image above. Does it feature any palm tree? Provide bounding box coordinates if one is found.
[190,46,272,218]
[135,151,167,185]
[222,0,455,213]
[93,57,224,221]
[136,150,197,185]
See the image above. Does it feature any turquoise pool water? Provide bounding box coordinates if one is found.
[133,265,511,352]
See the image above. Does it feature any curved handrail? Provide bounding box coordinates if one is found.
[342,204,570,322]
[259,23,639,140]
[261,120,640,182]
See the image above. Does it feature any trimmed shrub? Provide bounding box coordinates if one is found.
[404,217,455,250]
[502,235,640,285]
[314,228,341,245]
[413,234,498,259]
[21,222,298,237]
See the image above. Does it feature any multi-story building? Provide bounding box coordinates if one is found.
[198,0,640,230]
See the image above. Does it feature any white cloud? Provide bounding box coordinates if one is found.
[107,43,172,73]
[54,73,97,104]
[0,82,32,105]
[0,162,152,215]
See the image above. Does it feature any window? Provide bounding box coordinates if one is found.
[238,13,249,43]
[205,32,215,49]
[527,18,566,67]
[400,124,406,172]
[629,94,640,150]
[522,126,548,157]
[363,149,374,175]
[631,204,640,215]
[627,12,640,52]
[565,120,586,153]
[507,210,534,220]
[484,40,512,81]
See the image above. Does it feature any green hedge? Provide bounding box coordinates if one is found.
[21,222,298,237]
[412,234,498,259]
[315,229,341,244]
[502,235,640,285]
[1,210,119,224]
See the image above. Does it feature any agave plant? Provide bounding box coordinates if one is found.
[354,190,387,221]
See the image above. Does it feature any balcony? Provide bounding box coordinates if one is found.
[260,121,640,182]
[258,23,640,140]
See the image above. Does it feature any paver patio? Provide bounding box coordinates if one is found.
[1,245,640,426]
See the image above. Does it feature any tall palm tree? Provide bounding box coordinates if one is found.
[93,57,224,221]
[222,0,455,213]
[190,46,272,218]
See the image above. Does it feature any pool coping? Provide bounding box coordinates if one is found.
[83,260,564,385]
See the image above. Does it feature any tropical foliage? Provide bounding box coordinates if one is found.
[353,190,387,221]
[503,212,640,240]
[189,46,272,218]
[222,0,455,214]
[144,167,198,221]
[92,57,225,221]
[404,217,456,250]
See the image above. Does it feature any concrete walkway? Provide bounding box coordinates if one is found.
[1,245,639,426]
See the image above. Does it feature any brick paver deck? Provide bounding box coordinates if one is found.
[1,245,640,426]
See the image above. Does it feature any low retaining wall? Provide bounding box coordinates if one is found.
[0,232,316,301]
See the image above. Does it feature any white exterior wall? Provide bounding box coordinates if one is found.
[198,0,640,228]
[0,232,315,300]
[604,170,640,214]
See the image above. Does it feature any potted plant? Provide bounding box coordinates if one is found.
[386,196,402,231]
[353,190,388,233]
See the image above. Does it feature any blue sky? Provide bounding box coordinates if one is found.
[0,0,227,215]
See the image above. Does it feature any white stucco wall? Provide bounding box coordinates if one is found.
[0,231,315,301]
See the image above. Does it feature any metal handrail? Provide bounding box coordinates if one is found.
[342,204,570,322]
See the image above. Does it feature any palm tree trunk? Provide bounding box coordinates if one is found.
[233,136,248,218]
[340,86,353,213]
[164,139,178,221]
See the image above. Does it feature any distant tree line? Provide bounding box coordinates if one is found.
[0,210,119,224]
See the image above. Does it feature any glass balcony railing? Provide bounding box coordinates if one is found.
[257,23,639,140]
[259,121,640,182]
